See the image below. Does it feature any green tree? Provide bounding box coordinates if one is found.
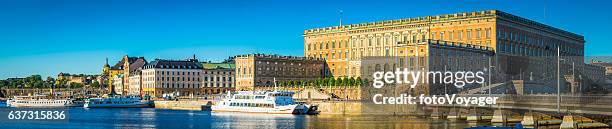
[348,77,355,87]
[315,78,322,88]
[308,80,315,87]
[45,77,55,89]
[16,79,25,89]
[57,79,68,88]
[25,75,42,88]
[328,78,335,87]
[0,80,7,89]
[356,77,362,86]
[335,77,343,87]
[322,78,329,86]
[91,81,100,88]
[70,82,84,89]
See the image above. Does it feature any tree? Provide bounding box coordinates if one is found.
[315,78,322,88]
[322,78,329,86]
[356,77,362,86]
[56,79,67,88]
[70,82,84,89]
[328,78,335,87]
[335,77,343,86]
[288,80,294,87]
[0,80,7,89]
[45,77,55,89]
[24,75,43,88]
[91,81,100,89]
[348,77,355,87]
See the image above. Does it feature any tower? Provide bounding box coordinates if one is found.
[102,58,110,75]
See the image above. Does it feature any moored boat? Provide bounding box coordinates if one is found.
[211,90,310,114]
[8,95,74,108]
[84,96,152,108]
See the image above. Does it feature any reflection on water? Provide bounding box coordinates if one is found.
[308,115,477,129]
[0,107,511,129]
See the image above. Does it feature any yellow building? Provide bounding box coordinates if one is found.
[106,55,147,95]
[304,10,585,79]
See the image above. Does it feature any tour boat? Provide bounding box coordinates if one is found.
[8,95,74,108]
[211,90,311,114]
[84,96,152,108]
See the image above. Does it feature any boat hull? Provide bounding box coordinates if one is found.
[84,103,152,108]
[84,96,153,108]
[11,99,72,108]
[211,104,309,114]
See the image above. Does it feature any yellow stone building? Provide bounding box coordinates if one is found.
[104,55,147,95]
[304,10,585,79]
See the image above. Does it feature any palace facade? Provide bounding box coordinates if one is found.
[304,10,603,95]
[304,10,584,78]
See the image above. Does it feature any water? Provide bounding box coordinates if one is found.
[0,105,485,129]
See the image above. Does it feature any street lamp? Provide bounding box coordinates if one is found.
[488,56,495,97]
[557,47,575,113]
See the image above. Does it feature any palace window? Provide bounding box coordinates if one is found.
[344,40,348,48]
[345,51,348,58]
[332,41,335,48]
[467,30,472,39]
[431,32,436,40]
[319,42,323,49]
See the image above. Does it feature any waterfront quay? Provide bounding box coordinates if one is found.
[148,95,611,128]
[154,99,213,110]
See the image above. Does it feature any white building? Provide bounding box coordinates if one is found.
[128,69,142,96]
[141,59,203,97]
[202,63,235,94]
[112,74,124,95]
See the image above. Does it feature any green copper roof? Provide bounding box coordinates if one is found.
[201,63,235,69]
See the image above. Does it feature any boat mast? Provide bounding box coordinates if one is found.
[273,78,278,92]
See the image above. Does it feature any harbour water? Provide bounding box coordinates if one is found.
[0,103,499,129]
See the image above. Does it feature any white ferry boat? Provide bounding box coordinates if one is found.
[211,90,311,114]
[8,95,74,108]
[84,96,152,108]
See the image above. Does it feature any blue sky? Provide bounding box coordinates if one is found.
[0,0,610,79]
